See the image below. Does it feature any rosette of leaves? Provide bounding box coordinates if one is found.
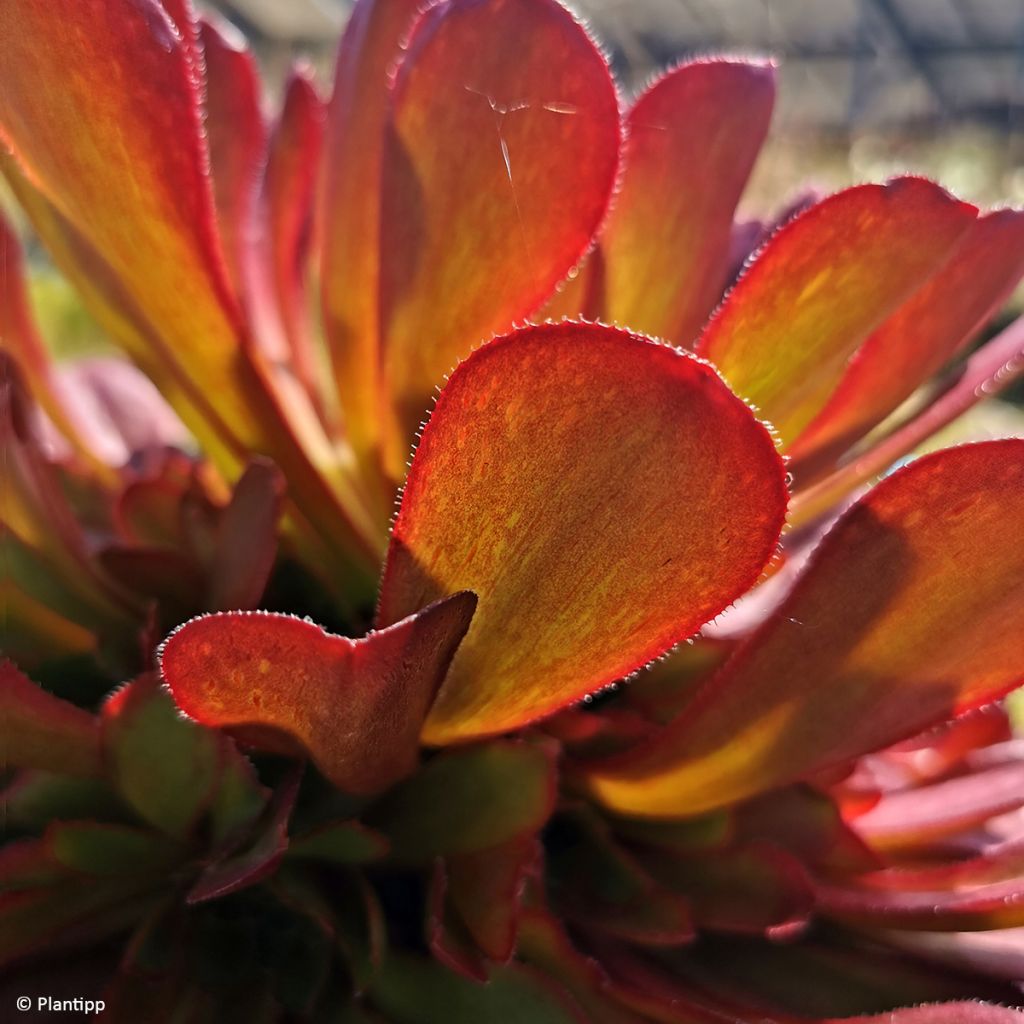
[3,1,1024,1021]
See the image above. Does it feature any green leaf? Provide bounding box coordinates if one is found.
[3,771,132,830]
[49,822,184,877]
[288,821,389,865]
[208,745,269,848]
[102,676,220,839]
[370,954,585,1024]
[365,742,554,865]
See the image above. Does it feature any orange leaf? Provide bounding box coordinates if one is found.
[597,59,775,347]
[378,322,787,744]
[791,208,1024,469]
[586,441,1024,818]
[379,0,621,472]
[698,178,977,446]
[319,0,424,467]
[0,0,382,576]
[159,593,477,794]
[0,0,254,438]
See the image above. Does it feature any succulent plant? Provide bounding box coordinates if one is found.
[3,0,1024,1020]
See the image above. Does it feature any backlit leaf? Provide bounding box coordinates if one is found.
[379,322,787,743]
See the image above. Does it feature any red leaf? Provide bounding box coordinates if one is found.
[446,836,538,963]
[839,1006,1024,1023]
[261,68,325,406]
[198,14,266,304]
[159,593,477,794]
[817,871,1024,932]
[205,458,285,611]
[853,762,1024,852]
[0,0,382,577]
[426,859,490,982]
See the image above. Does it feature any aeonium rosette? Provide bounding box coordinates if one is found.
[2,0,1024,1020]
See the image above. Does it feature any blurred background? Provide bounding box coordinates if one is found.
[204,0,1024,211]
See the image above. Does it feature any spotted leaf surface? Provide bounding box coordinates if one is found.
[159,593,476,793]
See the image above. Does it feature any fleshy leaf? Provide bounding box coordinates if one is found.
[378,322,787,743]
[370,953,586,1024]
[426,859,490,982]
[102,675,221,839]
[0,214,124,473]
[790,208,1024,467]
[698,177,977,447]
[853,761,1024,852]
[47,823,182,878]
[595,59,775,346]
[98,545,206,624]
[3,772,130,830]
[880,924,1024,984]
[159,593,477,794]
[517,909,649,1024]
[652,934,1023,1020]
[208,742,269,847]
[791,309,1024,529]
[736,785,877,872]
[1,359,136,648]
[0,0,382,577]
[0,660,102,776]
[817,873,1024,932]
[840,1007,1024,1024]
[0,877,162,968]
[446,836,537,963]
[0,838,65,891]
[547,809,695,946]
[637,841,813,935]
[60,356,190,456]
[205,458,285,611]
[187,769,300,904]
[288,821,389,865]
[365,742,555,865]
[0,0,257,446]
[198,14,266,303]
[379,0,621,468]
[261,68,325,405]
[328,870,386,994]
[587,440,1024,818]
[319,0,424,466]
